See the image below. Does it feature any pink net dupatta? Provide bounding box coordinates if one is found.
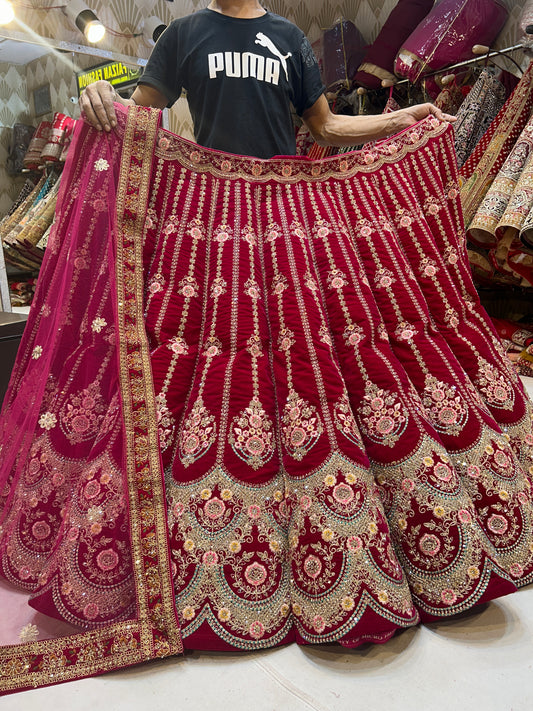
[1,105,533,693]
[0,105,182,694]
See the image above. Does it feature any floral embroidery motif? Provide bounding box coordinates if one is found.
[444,307,459,329]
[359,382,408,446]
[424,197,443,215]
[188,218,206,241]
[229,397,275,470]
[19,623,39,643]
[312,220,332,240]
[242,225,257,246]
[396,208,414,228]
[343,324,364,348]
[355,219,374,238]
[179,397,217,466]
[281,391,323,460]
[319,326,332,346]
[145,207,157,229]
[375,268,395,289]
[333,393,364,448]
[264,222,281,243]
[91,317,107,333]
[93,158,109,172]
[327,269,347,290]
[210,277,227,298]
[443,245,459,265]
[168,336,188,355]
[304,271,319,292]
[179,276,199,299]
[271,275,289,295]
[422,376,468,435]
[203,337,222,358]
[278,329,295,352]
[476,357,515,411]
[244,279,261,300]
[395,321,417,343]
[419,257,438,279]
[148,273,165,295]
[246,335,263,358]
[213,224,233,243]
[60,382,108,443]
[32,346,43,360]
[38,412,57,430]
[155,392,175,452]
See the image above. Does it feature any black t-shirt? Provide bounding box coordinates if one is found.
[139,9,325,158]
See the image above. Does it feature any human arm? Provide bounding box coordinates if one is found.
[79,81,169,132]
[302,93,456,147]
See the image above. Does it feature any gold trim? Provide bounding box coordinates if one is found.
[115,106,183,658]
[155,118,450,183]
[358,62,396,83]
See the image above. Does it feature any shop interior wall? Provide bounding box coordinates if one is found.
[0,0,528,217]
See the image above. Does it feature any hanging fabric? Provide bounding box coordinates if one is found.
[460,60,533,228]
[454,68,507,169]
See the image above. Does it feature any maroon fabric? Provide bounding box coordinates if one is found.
[354,0,434,89]
[1,106,533,691]
[394,0,509,86]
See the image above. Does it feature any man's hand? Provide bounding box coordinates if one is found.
[303,95,456,149]
[79,80,123,132]
[391,102,457,133]
[79,81,169,132]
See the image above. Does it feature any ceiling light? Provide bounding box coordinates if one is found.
[143,16,166,45]
[64,0,106,44]
[0,0,15,25]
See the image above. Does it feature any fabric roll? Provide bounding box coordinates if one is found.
[460,60,533,230]
[454,68,506,169]
[467,113,533,287]
[22,121,51,171]
[40,113,75,163]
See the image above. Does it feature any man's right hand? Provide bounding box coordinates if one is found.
[79,80,125,132]
[79,81,169,131]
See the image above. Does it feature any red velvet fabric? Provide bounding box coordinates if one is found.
[1,106,533,691]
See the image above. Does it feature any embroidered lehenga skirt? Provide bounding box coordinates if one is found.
[1,105,533,692]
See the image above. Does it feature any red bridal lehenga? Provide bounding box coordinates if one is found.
[1,105,533,693]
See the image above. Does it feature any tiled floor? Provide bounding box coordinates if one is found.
[5,377,533,711]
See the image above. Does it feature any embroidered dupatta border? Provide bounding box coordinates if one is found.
[114,106,182,659]
[0,106,182,695]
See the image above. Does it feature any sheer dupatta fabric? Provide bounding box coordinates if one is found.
[0,105,181,694]
[1,105,533,693]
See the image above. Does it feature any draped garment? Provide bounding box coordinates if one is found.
[460,60,533,229]
[1,105,533,693]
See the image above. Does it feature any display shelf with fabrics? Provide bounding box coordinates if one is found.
[0,104,532,694]
[0,111,75,310]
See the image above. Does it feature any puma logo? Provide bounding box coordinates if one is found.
[207,33,293,86]
[254,32,292,81]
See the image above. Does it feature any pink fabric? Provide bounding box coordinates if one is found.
[1,106,533,692]
[354,0,434,89]
[394,0,509,86]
